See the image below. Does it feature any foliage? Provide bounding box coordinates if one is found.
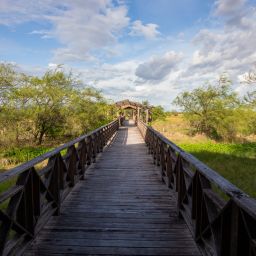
[0,63,117,147]
[173,74,254,141]
[140,100,167,123]
[0,63,21,104]
[142,100,150,108]
[243,70,256,108]
[151,105,167,121]
[29,69,75,143]
[65,88,116,136]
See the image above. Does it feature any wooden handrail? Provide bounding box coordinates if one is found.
[137,120,256,256]
[0,119,119,255]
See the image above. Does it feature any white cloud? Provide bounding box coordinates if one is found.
[0,0,130,62]
[135,51,183,81]
[0,0,163,62]
[49,58,182,109]
[213,0,253,29]
[129,20,160,39]
[214,0,246,16]
[47,63,59,69]
[191,50,221,68]
[0,0,53,25]
[48,1,130,62]
[181,2,256,85]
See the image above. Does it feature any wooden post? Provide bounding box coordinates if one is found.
[146,109,149,124]
[137,107,140,121]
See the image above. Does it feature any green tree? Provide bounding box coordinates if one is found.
[241,70,256,135]
[151,106,166,121]
[29,68,76,144]
[65,87,116,136]
[7,67,76,144]
[0,63,19,105]
[0,64,117,147]
[243,70,256,107]
[0,63,29,144]
[173,75,239,140]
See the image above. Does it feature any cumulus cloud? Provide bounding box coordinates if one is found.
[50,58,182,109]
[0,0,130,62]
[0,0,57,25]
[50,1,129,62]
[213,0,252,28]
[129,20,160,39]
[181,1,256,83]
[214,0,246,16]
[135,51,183,81]
[77,60,140,102]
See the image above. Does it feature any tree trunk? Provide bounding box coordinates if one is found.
[34,131,39,142]
[38,130,45,145]
[15,124,20,144]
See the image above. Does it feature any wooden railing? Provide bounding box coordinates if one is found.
[0,119,119,255]
[138,120,256,256]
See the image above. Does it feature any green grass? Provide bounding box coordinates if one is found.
[0,146,53,210]
[153,114,256,198]
[179,142,256,159]
[0,143,71,212]
[178,142,256,198]
[2,147,53,164]
[0,178,17,210]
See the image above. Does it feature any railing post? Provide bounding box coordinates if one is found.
[160,142,166,181]
[48,155,61,215]
[175,155,186,211]
[16,169,35,234]
[78,140,86,178]
[166,148,173,188]
[32,169,41,220]
[86,136,92,165]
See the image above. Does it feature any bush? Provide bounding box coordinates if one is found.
[173,75,256,141]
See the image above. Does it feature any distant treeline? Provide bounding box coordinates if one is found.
[0,63,117,146]
[173,73,256,141]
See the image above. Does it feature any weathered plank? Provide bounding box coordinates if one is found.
[24,120,201,256]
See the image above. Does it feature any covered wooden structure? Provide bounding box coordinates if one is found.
[115,99,151,124]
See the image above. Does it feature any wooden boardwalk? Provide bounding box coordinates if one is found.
[24,121,201,256]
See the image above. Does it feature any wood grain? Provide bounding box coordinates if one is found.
[24,121,201,256]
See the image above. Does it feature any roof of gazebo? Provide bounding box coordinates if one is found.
[115,99,143,109]
[115,99,153,109]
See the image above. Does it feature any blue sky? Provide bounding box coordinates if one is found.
[0,0,256,108]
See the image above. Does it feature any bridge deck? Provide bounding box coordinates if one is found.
[24,121,201,255]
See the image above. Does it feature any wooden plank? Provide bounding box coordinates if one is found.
[25,246,201,255]
[30,238,198,248]
[24,120,201,256]
[35,231,194,240]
